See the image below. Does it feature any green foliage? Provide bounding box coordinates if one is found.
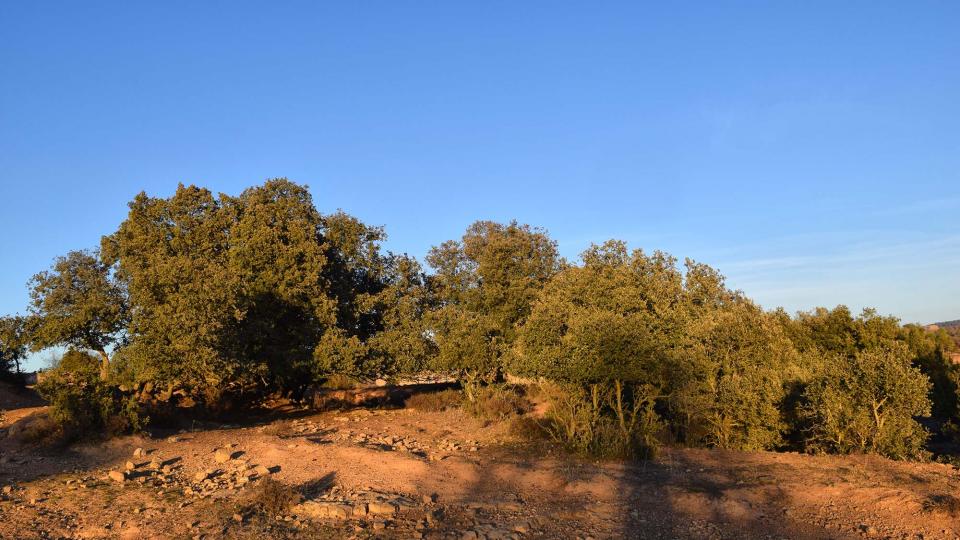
[98,179,425,400]
[0,316,27,380]
[26,250,127,378]
[7,178,951,462]
[427,221,561,387]
[364,255,437,375]
[514,241,792,453]
[801,345,930,460]
[36,349,146,438]
[537,381,661,459]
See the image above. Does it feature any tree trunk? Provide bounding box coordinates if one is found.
[97,349,110,380]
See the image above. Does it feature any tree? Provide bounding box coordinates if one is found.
[101,184,239,393]
[0,316,28,379]
[426,220,561,393]
[27,250,127,379]
[801,344,931,459]
[100,179,401,399]
[364,254,437,376]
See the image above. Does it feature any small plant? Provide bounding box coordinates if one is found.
[536,381,661,460]
[240,478,301,517]
[34,349,147,440]
[463,385,531,421]
[321,373,358,390]
[405,389,463,412]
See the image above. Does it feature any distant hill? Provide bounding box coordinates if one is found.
[932,320,960,329]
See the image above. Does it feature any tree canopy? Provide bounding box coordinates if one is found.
[8,178,953,461]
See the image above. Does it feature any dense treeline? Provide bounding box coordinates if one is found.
[1,179,958,460]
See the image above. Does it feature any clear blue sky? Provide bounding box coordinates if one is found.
[2,2,958,370]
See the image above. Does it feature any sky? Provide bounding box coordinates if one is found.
[1,2,958,370]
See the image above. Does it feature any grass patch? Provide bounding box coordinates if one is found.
[405,389,463,412]
[464,385,531,422]
[321,374,358,390]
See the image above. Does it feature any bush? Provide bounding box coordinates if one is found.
[537,381,661,459]
[801,345,930,460]
[405,389,463,412]
[463,385,530,421]
[321,373,358,390]
[35,349,147,439]
[240,478,301,517]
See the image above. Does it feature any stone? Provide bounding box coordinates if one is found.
[108,471,127,483]
[496,501,523,512]
[367,501,398,515]
[2,486,12,495]
[133,448,145,458]
[254,465,272,476]
[194,471,210,482]
[233,513,244,523]
[125,461,136,471]
[214,449,233,463]
[422,493,437,504]
[374,378,388,387]
[293,501,354,520]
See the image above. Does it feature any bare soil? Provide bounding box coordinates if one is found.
[2,382,960,540]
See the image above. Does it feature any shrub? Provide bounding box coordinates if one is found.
[405,389,463,412]
[240,478,301,517]
[321,373,358,390]
[463,385,531,421]
[35,349,147,439]
[537,381,661,459]
[801,344,930,460]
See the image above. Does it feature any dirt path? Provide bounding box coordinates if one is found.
[2,397,960,539]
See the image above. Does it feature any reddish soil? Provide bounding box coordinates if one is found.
[2,382,959,539]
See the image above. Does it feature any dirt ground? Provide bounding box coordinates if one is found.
[2,382,960,540]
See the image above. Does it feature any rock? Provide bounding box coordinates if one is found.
[214,449,233,463]
[254,465,272,476]
[293,501,354,520]
[496,501,523,512]
[233,513,244,523]
[2,486,12,495]
[133,448,145,458]
[375,378,388,387]
[194,471,210,482]
[125,461,136,470]
[108,471,127,483]
[461,532,478,540]
[422,493,437,504]
[368,501,398,515]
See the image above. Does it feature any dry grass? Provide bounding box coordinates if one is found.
[321,374,358,390]
[465,385,531,421]
[405,389,463,412]
[239,478,302,517]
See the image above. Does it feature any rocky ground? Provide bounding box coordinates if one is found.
[2,382,960,539]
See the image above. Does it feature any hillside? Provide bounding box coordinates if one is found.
[933,320,960,329]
